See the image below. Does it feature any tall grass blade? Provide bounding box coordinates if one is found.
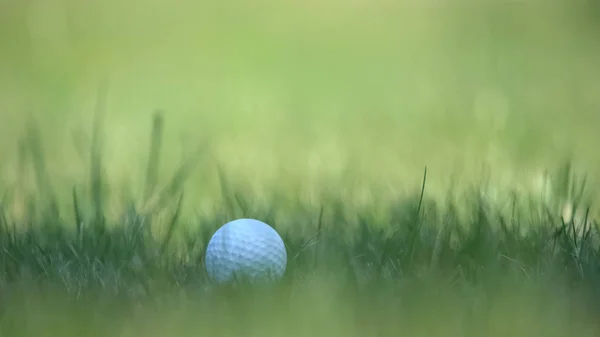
[313,205,324,269]
[416,166,428,219]
[154,144,205,212]
[90,81,109,226]
[217,164,236,217]
[160,191,184,253]
[25,119,59,219]
[72,187,83,246]
[143,111,164,206]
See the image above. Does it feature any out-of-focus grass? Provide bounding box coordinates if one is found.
[2,278,598,337]
[1,84,600,336]
[1,1,600,215]
[1,138,600,336]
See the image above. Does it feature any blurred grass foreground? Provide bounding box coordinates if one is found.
[2,0,600,336]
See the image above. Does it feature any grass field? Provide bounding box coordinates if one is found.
[2,147,600,336]
[2,0,600,336]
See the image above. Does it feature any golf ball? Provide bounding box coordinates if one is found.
[205,218,287,284]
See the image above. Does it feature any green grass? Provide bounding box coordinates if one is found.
[1,114,600,336]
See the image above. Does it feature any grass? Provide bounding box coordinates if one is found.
[1,113,600,336]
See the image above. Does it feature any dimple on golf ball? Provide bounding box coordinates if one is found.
[205,218,287,284]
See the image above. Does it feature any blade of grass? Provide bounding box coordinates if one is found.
[416,166,428,219]
[152,143,206,212]
[90,81,109,227]
[143,111,164,207]
[72,187,83,247]
[217,164,237,217]
[25,119,59,219]
[160,190,184,254]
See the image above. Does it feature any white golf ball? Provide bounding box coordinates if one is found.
[205,218,287,284]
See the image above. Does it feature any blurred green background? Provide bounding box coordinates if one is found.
[1,0,599,214]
